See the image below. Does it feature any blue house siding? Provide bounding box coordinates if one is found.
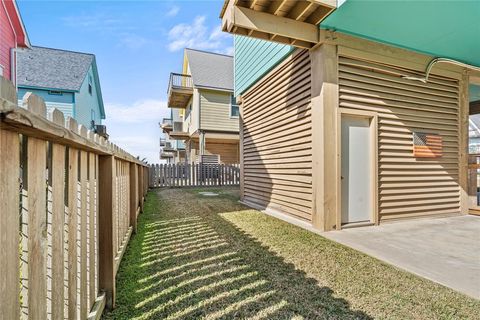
[74,65,103,129]
[234,35,294,96]
[17,87,75,119]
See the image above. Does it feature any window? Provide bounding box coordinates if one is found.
[0,65,4,77]
[230,95,239,117]
[88,74,93,95]
[48,90,63,95]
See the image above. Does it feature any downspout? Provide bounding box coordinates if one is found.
[402,58,480,83]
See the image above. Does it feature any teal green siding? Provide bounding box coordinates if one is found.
[75,65,103,129]
[234,35,293,96]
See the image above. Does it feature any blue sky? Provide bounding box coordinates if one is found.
[17,0,232,163]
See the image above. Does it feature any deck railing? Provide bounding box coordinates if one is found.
[168,73,193,93]
[0,76,149,319]
[149,163,240,188]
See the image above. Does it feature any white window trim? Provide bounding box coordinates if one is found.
[230,95,239,118]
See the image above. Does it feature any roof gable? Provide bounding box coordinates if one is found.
[17,46,94,91]
[185,49,233,91]
[4,0,30,48]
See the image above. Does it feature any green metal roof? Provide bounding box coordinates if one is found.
[321,0,480,68]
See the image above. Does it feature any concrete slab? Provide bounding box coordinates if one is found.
[324,215,480,299]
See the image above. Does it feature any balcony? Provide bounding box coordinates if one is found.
[163,142,176,152]
[160,151,175,159]
[169,121,189,139]
[167,73,193,109]
[160,138,166,147]
[160,118,173,132]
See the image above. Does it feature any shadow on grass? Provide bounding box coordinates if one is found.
[104,189,372,320]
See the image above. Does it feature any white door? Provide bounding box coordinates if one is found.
[341,115,373,224]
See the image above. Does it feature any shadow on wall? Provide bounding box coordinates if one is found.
[105,189,371,320]
[241,49,313,221]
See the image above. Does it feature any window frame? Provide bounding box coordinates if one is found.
[230,95,239,118]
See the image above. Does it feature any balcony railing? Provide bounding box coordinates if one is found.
[160,118,173,132]
[160,138,166,147]
[167,73,193,109]
[162,118,172,126]
[169,121,189,139]
[168,73,193,92]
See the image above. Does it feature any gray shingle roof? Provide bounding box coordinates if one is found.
[17,46,94,91]
[185,49,233,91]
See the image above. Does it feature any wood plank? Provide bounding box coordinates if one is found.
[51,142,66,320]
[130,163,139,233]
[88,152,97,308]
[67,147,78,320]
[0,129,20,319]
[79,150,88,318]
[98,155,116,309]
[28,135,48,319]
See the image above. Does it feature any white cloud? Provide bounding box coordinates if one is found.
[167,16,232,54]
[104,99,170,164]
[118,33,151,50]
[166,6,180,17]
[104,99,169,123]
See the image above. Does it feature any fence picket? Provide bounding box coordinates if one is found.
[0,129,20,319]
[147,162,240,188]
[0,78,148,318]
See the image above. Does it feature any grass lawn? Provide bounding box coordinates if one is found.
[104,188,480,320]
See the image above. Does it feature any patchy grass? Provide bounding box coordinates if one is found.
[104,188,480,320]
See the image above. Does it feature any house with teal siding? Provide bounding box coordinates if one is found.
[17,46,105,130]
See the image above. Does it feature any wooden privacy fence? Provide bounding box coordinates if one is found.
[149,163,240,188]
[0,77,149,320]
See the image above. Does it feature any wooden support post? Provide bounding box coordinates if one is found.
[459,72,470,214]
[239,101,245,199]
[98,155,116,310]
[310,43,339,231]
[130,163,139,233]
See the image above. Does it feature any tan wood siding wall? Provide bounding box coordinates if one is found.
[241,50,313,221]
[191,140,240,164]
[200,90,239,132]
[338,55,461,221]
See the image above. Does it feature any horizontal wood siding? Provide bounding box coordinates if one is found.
[242,50,312,221]
[200,90,239,132]
[191,140,240,164]
[338,55,461,221]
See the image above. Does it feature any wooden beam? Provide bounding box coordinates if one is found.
[288,1,314,20]
[268,0,289,15]
[305,5,333,25]
[231,5,319,44]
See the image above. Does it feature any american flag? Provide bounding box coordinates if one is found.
[413,132,443,158]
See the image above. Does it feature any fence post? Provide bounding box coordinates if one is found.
[130,163,139,234]
[138,165,144,212]
[98,155,116,310]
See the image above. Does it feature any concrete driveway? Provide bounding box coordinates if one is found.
[324,215,480,299]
